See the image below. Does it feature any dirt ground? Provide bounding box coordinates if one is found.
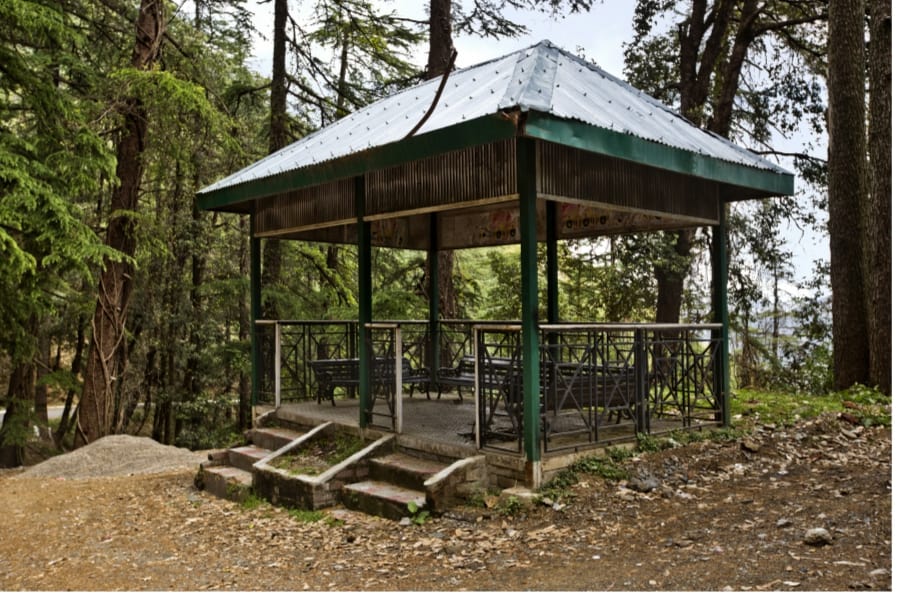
[0,412,892,592]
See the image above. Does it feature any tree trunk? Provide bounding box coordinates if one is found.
[76,0,165,447]
[33,327,50,428]
[427,0,454,78]
[0,362,35,467]
[54,314,86,447]
[262,0,290,320]
[863,0,891,393]
[827,0,869,389]
[426,0,460,320]
[654,228,694,322]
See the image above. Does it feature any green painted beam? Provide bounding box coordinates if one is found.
[517,138,541,463]
[197,115,518,212]
[524,112,794,198]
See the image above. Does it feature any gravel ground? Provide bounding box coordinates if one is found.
[0,414,892,592]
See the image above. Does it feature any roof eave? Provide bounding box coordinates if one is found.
[523,112,795,199]
[196,113,519,212]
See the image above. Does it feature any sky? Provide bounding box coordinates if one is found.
[247,1,637,79]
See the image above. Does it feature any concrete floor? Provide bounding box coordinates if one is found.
[259,391,698,457]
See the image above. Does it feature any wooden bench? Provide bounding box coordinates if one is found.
[310,357,432,405]
[309,358,360,406]
[436,356,515,403]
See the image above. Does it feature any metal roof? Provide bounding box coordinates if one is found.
[199,40,790,200]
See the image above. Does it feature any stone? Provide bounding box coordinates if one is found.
[741,439,762,453]
[803,527,833,546]
[627,475,660,493]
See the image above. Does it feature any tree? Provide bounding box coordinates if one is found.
[0,0,118,464]
[862,0,891,394]
[624,0,827,324]
[76,0,167,447]
[826,0,869,390]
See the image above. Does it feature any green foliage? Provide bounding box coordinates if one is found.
[0,397,33,448]
[240,492,268,511]
[406,501,430,525]
[497,495,523,516]
[832,385,891,427]
[635,433,662,453]
[540,450,631,501]
[286,508,328,523]
[174,394,243,450]
[732,388,843,427]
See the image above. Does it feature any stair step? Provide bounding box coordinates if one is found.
[228,445,270,471]
[369,452,446,491]
[248,427,303,451]
[200,465,253,502]
[342,480,426,521]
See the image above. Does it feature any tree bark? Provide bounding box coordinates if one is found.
[827,0,869,389]
[262,0,290,320]
[76,0,165,447]
[863,0,891,393]
[425,0,460,321]
[0,362,35,467]
[427,0,454,78]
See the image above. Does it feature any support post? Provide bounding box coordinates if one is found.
[356,176,372,427]
[250,213,262,407]
[517,138,541,465]
[711,203,731,426]
[429,213,441,388]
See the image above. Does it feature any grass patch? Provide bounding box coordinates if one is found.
[732,385,890,428]
[286,508,325,523]
[539,449,632,501]
[239,492,268,511]
[271,431,367,476]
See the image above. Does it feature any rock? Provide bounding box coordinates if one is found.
[868,568,889,578]
[803,527,833,546]
[741,439,762,453]
[627,475,659,493]
[776,517,792,528]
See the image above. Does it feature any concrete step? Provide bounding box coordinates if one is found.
[248,427,303,451]
[369,452,446,491]
[341,480,426,521]
[199,465,253,502]
[227,445,270,471]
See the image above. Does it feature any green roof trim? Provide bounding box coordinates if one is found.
[197,114,518,211]
[523,113,794,198]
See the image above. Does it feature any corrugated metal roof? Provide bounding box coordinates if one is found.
[200,40,788,196]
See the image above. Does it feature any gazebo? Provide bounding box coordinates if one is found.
[197,41,793,486]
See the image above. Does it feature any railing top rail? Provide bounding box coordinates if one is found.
[473,322,722,333]
[256,319,722,331]
[254,319,357,326]
[540,322,723,331]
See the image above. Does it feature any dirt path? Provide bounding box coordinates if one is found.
[0,413,891,591]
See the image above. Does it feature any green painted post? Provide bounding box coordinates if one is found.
[517,138,541,464]
[249,214,262,407]
[429,214,441,388]
[711,202,731,426]
[356,176,372,428]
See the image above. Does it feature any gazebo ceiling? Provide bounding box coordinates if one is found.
[197,40,794,250]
